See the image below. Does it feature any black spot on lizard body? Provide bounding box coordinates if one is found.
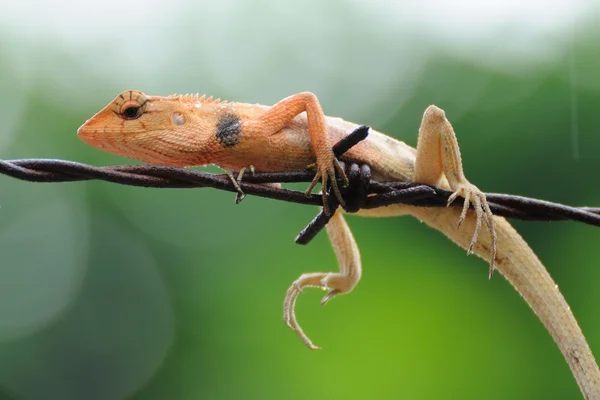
[216,113,242,147]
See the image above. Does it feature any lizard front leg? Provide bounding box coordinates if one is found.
[283,210,361,349]
[242,92,348,215]
[414,105,497,276]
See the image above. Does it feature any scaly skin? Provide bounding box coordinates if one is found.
[76,91,415,180]
[78,90,599,398]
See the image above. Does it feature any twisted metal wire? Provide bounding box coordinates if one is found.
[1,125,599,245]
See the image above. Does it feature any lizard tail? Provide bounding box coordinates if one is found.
[409,207,600,399]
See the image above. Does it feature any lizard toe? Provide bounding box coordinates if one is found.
[449,182,497,276]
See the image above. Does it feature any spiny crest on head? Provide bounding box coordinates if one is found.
[168,93,226,104]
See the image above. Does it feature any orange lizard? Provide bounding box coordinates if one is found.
[78,90,600,399]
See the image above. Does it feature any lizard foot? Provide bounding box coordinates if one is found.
[305,156,349,216]
[226,166,255,204]
[447,181,497,278]
[283,272,347,350]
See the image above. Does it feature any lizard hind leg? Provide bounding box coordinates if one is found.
[283,210,362,350]
[414,105,497,277]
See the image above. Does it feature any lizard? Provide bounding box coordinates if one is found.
[77,89,600,399]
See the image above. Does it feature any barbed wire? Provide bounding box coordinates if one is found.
[1,126,599,244]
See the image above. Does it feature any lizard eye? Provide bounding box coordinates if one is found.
[115,91,148,120]
[120,104,142,120]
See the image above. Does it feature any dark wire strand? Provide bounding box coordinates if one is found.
[1,125,599,245]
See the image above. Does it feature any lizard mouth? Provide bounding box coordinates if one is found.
[77,124,146,143]
[77,124,107,146]
[77,124,129,150]
[76,123,172,164]
[77,123,95,142]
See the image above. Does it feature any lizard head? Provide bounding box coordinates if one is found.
[77,90,214,166]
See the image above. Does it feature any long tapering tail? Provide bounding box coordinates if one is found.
[410,207,600,399]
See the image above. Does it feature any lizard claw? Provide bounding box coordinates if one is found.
[305,157,348,216]
[283,274,322,350]
[318,273,341,306]
[448,182,497,278]
[320,288,342,306]
[283,269,355,350]
[226,166,255,204]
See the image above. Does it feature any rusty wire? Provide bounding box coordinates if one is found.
[1,125,599,244]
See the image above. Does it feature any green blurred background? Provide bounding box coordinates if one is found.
[1,1,600,399]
